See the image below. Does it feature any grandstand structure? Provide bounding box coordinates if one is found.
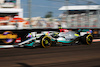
[58,0,100,28]
[0,0,23,18]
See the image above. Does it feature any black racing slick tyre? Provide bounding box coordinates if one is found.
[40,36,52,48]
[81,34,93,45]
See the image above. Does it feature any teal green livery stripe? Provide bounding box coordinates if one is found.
[51,39,55,41]
[25,42,34,46]
[58,40,72,43]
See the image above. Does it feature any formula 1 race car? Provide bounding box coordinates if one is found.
[18,29,93,48]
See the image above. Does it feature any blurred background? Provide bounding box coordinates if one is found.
[0,0,100,29]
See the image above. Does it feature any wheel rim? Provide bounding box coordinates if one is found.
[42,36,51,48]
[86,34,93,45]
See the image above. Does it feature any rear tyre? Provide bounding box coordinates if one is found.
[40,36,52,48]
[81,34,93,45]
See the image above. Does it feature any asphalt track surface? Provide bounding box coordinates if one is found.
[0,43,100,67]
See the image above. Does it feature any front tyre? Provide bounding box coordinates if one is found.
[40,36,52,48]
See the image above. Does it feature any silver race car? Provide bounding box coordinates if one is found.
[18,29,93,48]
